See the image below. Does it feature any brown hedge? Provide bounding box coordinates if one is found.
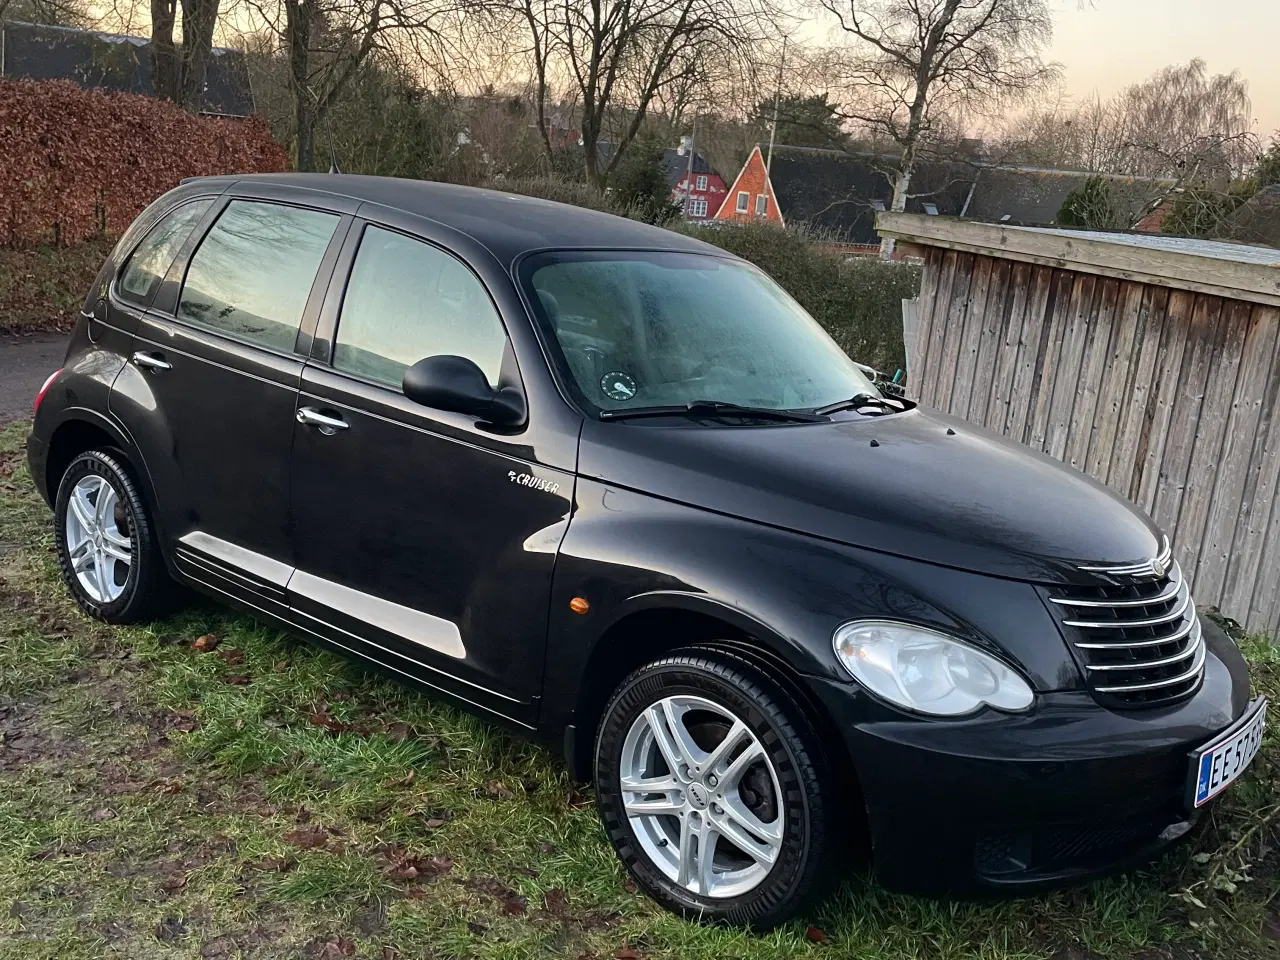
[0,78,289,249]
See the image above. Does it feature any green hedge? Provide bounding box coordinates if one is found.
[486,178,920,374]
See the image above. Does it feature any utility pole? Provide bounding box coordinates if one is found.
[684,115,697,218]
[765,37,786,176]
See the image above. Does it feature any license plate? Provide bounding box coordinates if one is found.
[1190,698,1268,808]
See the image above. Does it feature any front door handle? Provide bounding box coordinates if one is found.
[131,351,172,372]
[296,407,349,432]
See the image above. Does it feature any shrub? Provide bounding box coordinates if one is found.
[0,238,111,333]
[0,78,288,249]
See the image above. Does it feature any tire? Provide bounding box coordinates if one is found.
[54,449,175,624]
[594,649,835,929]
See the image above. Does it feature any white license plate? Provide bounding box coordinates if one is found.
[1191,698,1268,808]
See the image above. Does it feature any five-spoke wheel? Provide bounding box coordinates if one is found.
[64,474,133,603]
[595,650,836,929]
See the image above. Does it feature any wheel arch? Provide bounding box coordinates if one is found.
[44,413,162,538]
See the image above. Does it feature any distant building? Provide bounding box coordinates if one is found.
[714,144,1175,251]
[662,144,726,220]
[0,20,254,117]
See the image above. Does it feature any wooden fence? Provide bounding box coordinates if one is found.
[878,214,1280,635]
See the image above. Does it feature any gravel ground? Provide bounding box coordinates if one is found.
[0,335,68,425]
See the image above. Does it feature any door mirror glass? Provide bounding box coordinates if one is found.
[403,355,525,426]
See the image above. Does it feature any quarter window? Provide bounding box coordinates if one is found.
[333,225,507,390]
[736,191,749,213]
[117,200,213,305]
[177,200,339,353]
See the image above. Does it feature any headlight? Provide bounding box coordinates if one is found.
[833,620,1034,716]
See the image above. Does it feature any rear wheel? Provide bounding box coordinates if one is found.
[54,450,175,623]
[594,650,836,928]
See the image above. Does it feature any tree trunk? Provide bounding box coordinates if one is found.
[285,0,313,171]
[881,155,914,259]
[178,0,220,112]
[150,0,180,103]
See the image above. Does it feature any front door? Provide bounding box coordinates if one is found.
[288,223,573,727]
[111,197,345,606]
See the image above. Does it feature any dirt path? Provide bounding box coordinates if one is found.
[0,334,68,426]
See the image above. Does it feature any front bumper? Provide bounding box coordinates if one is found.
[810,617,1251,896]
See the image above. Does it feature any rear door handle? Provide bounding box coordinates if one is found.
[131,351,172,372]
[296,407,349,432]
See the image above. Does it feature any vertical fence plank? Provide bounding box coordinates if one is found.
[1152,296,1225,564]
[1044,274,1098,461]
[1135,290,1194,511]
[1065,278,1121,471]
[1026,270,1076,452]
[1197,302,1279,609]
[985,261,1032,432]
[918,250,957,407]
[1178,299,1247,595]
[1004,265,1054,442]
[934,253,975,413]
[909,248,943,397]
[948,256,994,419]
[1087,282,1145,483]
[966,259,1012,427]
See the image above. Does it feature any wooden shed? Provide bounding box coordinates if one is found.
[876,212,1280,635]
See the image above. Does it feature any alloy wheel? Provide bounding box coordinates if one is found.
[619,694,784,899]
[64,474,133,604]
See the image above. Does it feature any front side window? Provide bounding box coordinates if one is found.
[333,225,506,389]
[178,200,339,352]
[736,191,749,213]
[524,251,879,414]
[118,199,213,305]
[755,194,768,216]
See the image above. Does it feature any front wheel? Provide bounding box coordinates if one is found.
[594,650,837,928]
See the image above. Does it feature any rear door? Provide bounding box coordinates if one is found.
[111,191,351,609]
[286,217,574,727]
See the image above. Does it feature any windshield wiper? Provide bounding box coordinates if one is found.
[599,400,825,423]
[812,393,906,416]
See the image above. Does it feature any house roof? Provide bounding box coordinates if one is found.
[660,148,717,187]
[758,145,1174,240]
[1220,185,1280,249]
[961,167,1172,226]
[763,146,974,243]
[0,20,254,116]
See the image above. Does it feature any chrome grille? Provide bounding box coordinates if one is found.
[1049,542,1204,708]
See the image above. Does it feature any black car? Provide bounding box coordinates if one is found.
[28,175,1264,929]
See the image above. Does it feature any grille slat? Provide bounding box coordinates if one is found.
[1049,556,1205,708]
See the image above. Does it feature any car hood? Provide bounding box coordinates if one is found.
[576,407,1162,585]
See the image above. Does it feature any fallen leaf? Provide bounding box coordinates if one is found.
[275,660,289,672]
[155,916,187,942]
[283,827,330,850]
[382,949,402,960]
[485,779,515,800]
[622,879,637,894]
[160,873,187,893]
[308,937,356,960]
[200,937,236,958]
[152,779,182,795]
[383,721,412,742]
[89,807,116,822]
[217,648,245,665]
[423,817,447,829]
[467,921,486,935]
[192,634,220,652]
[474,877,526,915]
[381,769,414,789]
[514,865,539,878]
[614,949,643,959]
[224,674,251,686]
[309,712,350,734]
[805,926,828,944]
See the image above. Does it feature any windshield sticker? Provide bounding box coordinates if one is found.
[601,371,638,401]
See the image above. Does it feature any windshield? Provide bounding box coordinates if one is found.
[522,251,879,415]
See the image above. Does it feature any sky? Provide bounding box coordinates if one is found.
[1048,0,1280,138]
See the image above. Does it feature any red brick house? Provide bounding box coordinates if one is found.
[662,147,727,220]
[713,145,782,224]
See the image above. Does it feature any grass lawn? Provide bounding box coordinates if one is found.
[0,419,1277,960]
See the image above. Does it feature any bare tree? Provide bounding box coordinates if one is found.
[147,0,223,110]
[818,0,1056,256]
[505,0,779,187]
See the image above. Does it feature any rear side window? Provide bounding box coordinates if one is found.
[332,225,506,389]
[117,200,213,306]
[177,200,339,353]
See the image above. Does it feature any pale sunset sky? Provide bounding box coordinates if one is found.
[1049,0,1280,137]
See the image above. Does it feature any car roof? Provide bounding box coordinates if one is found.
[225,173,728,266]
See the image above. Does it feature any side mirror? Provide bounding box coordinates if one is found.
[402,355,525,427]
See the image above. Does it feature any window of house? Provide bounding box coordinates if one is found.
[118,199,213,306]
[687,198,708,219]
[755,194,768,216]
[333,225,507,390]
[695,174,708,191]
[736,191,750,214]
[178,200,339,353]
[923,203,939,216]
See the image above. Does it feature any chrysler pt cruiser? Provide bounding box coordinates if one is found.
[28,175,1263,928]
